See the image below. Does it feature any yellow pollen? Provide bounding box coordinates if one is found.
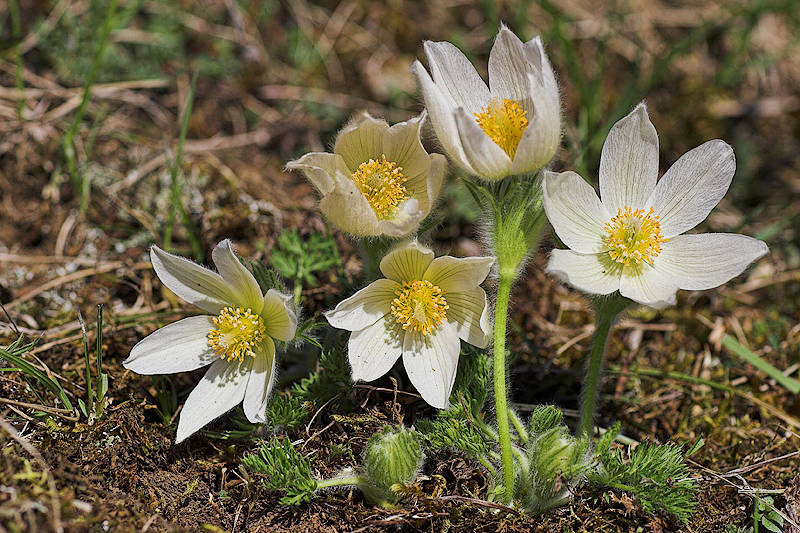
[603,207,669,266]
[390,280,449,336]
[474,98,529,159]
[351,155,409,220]
[207,306,266,362]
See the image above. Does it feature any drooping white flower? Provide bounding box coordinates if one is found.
[542,103,768,308]
[123,240,296,443]
[325,241,493,408]
[412,25,560,181]
[286,111,446,238]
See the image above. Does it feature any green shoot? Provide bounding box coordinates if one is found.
[77,304,108,422]
[753,494,783,533]
[163,71,202,260]
[722,334,800,395]
[1,336,74,414]
[62,0,118,214]
[270,229,340,305]
[242,437,317,505]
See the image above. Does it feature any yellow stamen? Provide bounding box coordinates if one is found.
[390,280,449,336]
[474,98,529,159]
[603,207,669,267]
[351,155,408,220]
[207,306,266,362]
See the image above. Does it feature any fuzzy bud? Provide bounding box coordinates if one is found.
[360,425,424,507]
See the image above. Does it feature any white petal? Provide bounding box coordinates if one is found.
[333,112,387,171]
[511,67,560,174]
[150,245,234,314]
[454,107,512,180]
[326,278,399,331]
[405,153,447,216]
[242,338,277,424]
[445,288,491,348]
[175,358,250,443]
[488,26,535,103]
[380,240,435,283]
[260,289,297,342]
[402,321,461,409]
[546,249,622,296]
[599,103,659,213]
[348,315,404,382]
[285,152,350,195]
[619,264,678,309]
[653,233,768,291]
[211,240,263,311]
[383,111,430,181]
[543,170,610,254]
[648,140,736,237]
[423,255,494,293]
[422,40,490,115]
[377,197,424,238]
[411,60,474,174]
[124,316,215,375]
[318,170,382,236]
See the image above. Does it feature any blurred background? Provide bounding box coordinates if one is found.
[1,0,799,530]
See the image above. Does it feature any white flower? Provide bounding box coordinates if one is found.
[286,111,446,238]
[542,103,768,308]
[123,240,297,443]
[325,241,493,408]
[412,25,560,181]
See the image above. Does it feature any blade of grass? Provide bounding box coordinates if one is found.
[163,72,202,260]
[8,0,24,120]
[0,338,74,412]
[722,334,800,395]
[77,308,94,417]
[62,0,118,214]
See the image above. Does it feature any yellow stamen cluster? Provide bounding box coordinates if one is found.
[603,206,668,266]
[390,280,449,336]
[207,306,266,362]
[351,155,409,220]
[474,98,529,159]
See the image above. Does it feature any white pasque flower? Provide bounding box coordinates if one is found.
[543,103,768,308]
[412,25,560,181]
[325,241,493,408]
[123,240,296,443]
[286,111,446,238]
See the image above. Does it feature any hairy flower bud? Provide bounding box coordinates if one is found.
[360,425,424,507]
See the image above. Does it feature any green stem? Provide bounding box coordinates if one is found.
[315,475,364,490]
[578,296,629,439]
[492,272,515,503]
[508,408,529,444]
[359,238,392,281]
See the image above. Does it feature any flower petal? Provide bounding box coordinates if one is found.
[422,40,490,115]
[242,338,277,424]
[318,170,382,236]
[405,153,447,216]
[285,152,350,195]
[454,107,513,180]
[380,240,435,283]
[175,358,250,443]
[511,67,560,174]
[599,103,659,213]
[619,264,678,309]
[653,233,768,291]
[383,111,430,181]
[212,240,264,311]
[377,197,424,238]
[261,289,297,342]
[648,140,736,237]
[543,170,610,254]
[150,245,234,314]
[333,112,388,171]
[445,287,491,348]
[423,255,494,293]
[488,25,536,103]
[402,321,460,409]
[326,278,399,331]
[546,249,622,296]
[124,315,215,375]
[348,315,404,382]
[411,60,473,174]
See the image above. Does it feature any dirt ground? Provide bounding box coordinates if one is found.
[1,1,799,531]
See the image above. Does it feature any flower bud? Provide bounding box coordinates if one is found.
[360,425,424,507]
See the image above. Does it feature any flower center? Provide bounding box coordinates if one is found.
[390,280,449,336]
[351,155,409,220]
[474,98,529,159]
[603,207,668,266]
[207,306,266,362]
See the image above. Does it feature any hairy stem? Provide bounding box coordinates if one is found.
[578,296,629,438]
[315,475,364,490]
[493,272,515,503]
